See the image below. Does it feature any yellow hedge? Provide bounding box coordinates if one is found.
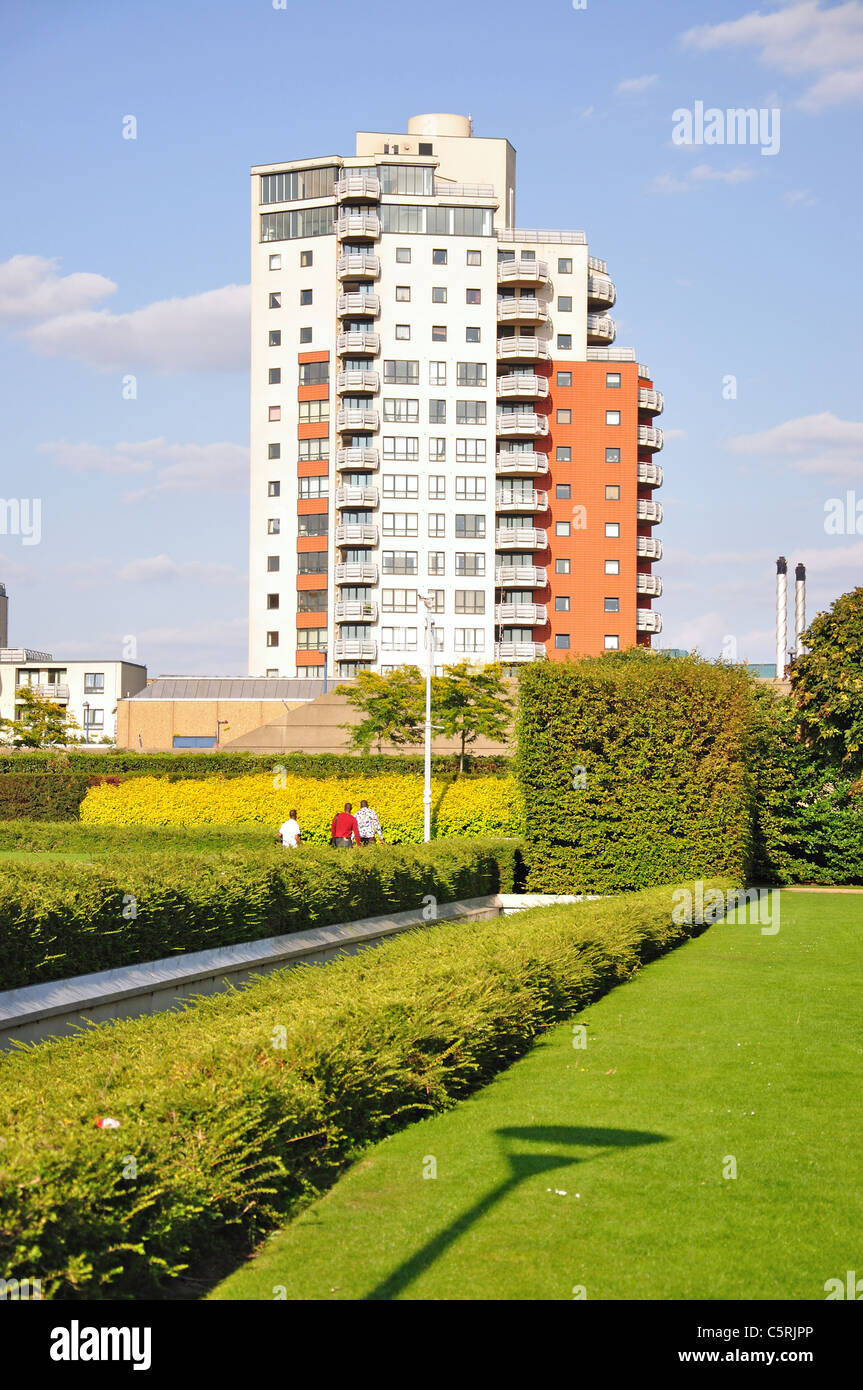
[80,774,523,843]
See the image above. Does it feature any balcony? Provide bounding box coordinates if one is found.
[495,488,548,513]
[638,388,664,415]
[336,407,378,433]
[494,601,547,624]
[637,537,663,561]
[336,446,379,471]
[495,564,548,586]
[495,526,548,550]
[494,641,547,662]
[497,336,551,363]
[335,213,381,241]
[497,297,549,325]
[335,523,378,546]
[336,330,379,356]
[636,611,663,634]
[335,174,381,202]
[336,369,379,394]
[496,373,549,400]
[19,683,69,701]
[586,314,616,344]
[496,450,549,477]
[497,257,550,286]
[335,600,378,623]
[496,410,549,438]
[337,252,380,281]
[587,274,616,308]
[637,461,663,487]
[638,425,664,452]
[336,484,379,508]
[637,499,663,524]
[337,292,380,318]
[334,638,378,661]
[336,561,378,584]
[637,574,663,597]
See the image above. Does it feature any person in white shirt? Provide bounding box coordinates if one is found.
[277,810,302,848]
[356,799,384,846]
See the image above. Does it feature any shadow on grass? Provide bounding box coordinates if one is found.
[365,1124,668,1301]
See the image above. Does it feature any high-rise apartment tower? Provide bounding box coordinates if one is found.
[249,114,663,678]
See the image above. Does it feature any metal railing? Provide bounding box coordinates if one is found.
[495,526,548,548]
[586,314,616,342]
[637,500,663,523]
[498,228,587,244]
[337,292,381,317]
[335,175,381,201]
[637,537,663,560]
[497,337,551,361]
[335,484,379,508]
[496,373,549,398]
[637,461,663,487]
[337,252,380,278]
[335,523,378,546]
[496,451,548,475]
[495,564,548,585]
[336,331,380,354]
[494,641,547,661]
[494,602,547,624]
[336,408,379,432]
[496,411,549,436]
[434,180,496,198]
[336,446,379,470]
[336,562,378,584]
[637,426,664,451]
[336,369,379,394]
[638,388,664,414]
[636,611,663,633]
[497,258,550,284]
[334,638,377,661]
[637,575,663,597]
[497,298,548,322]
[334,600,378,622]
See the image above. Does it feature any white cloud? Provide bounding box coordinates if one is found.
[662,428,688,441]
[728,411,863,476]
[682,1,863,111]
[650,172,692,194]
[114,555,244,586]
[783,188,817,205]
[650,164,755,192]
[615,74,659,95]
[0,255,116,323]
[40,437,248,493]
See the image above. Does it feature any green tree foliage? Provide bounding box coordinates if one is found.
[0,688,79,750]
[792,587,863,774]
[432,661,513,771]
[337,667,425,753]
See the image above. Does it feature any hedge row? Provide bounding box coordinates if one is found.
[0,773,92,822]
[0,878,732,1299]
[80,772,522,842]
[0,820,273,857]
[0,837,522,990]
[516,653,754,893]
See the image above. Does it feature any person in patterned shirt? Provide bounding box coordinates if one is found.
[356,799,385,846]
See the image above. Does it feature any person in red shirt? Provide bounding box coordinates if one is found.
[330,802,362,848]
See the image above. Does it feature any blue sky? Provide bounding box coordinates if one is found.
[1,0,861,674]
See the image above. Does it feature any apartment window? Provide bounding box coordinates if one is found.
[432,325,447,341]
[428,476,445,499]
[395,324,411,340]
[455,515,486,539]
[299,327,312,344]
[299,362,329,385]
[605,559,620,575]
[384,359,419,384]
[383,512,418,536]
[84,672,105,693]
[604,597,620,612]
[382,551,417,575]
[457,362,487,387]
[429,399,446,424]
[267,668,280,678]
[428,553,445,575]
[556,484,571,499]
[557,371,572,387]
[456,401,486,425]
[299,476,329,498]
[467,250,481,265]
[428,514,445,538]
[429,437,446,461]
[555,521,571,537]
[605,522,620,538]
[268,443,281,459]
[297,629,326,650]
[551,635,569,652]
[432,286,447,303]
[556,446,571,462]
[267,518,280,534]
[556,409,572,424]
[383,436,419,461]
[268,368,281,384]
[396,247,411,263]
[298,552,328,573]
[269,330,281,347]
[605,485,620,500]
[455,629,484,652]
[455,590,485,614]
[604,635,620,651]
[298,590,327,613]
[381,627,418,650]
[555,558,571,575]
[269,293,281,308]
[456,439,486,463]
[557,334,572,350]
[466,288,481,305]
[266,631,279,647]
[455,553,485,576]
[382,588,417,613]
[432,248,448,264]
[606,372,621,388]
[382,474,419,498]
[557,296,572,312]
[269,254,281,270]
[268,481,280,497]
[298,439,329,461]
[267,556,280,572]
[299,400,330,423]
[300,289,313,306]
[465,327,481,343]
[555,596,570,612]
[606,410,621,425]
[300,249,314,267]
[606,447,621,463]
[383,398,419,423]
[429,361,447,386]
[558,257,572,274]
[298,514,328,537]
[266,594,279,610]
[456,476,486,500]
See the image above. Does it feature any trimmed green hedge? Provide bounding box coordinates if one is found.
[0,773,92,822]
[0,837,522,990]
[0,878,731,1299]
[0,821,274,856]
[517,653,755,893]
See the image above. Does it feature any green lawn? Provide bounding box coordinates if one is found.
[211,892,863,1301]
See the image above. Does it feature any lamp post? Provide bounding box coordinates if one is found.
[321,640,328,695]
[215,719,230,748]
[417,595,436,843]
[82,701,89,745]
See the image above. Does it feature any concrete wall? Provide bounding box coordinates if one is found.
[116,699,306,751]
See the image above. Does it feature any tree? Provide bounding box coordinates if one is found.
[432,661,513,772]
[792,587,863,775]
[0,687,80,749]
[337,666,425,754]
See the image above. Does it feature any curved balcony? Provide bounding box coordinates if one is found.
[337,252,380,281]
[336,369,379,395]
[335,599,378,623]
[336,446,379,472]
[334,638,378,661]
[335,213,381,241]
[335,174,381,202]
[638,388,664,415]
[637,499,663,524]
[335,561,378,584]
[637,461,663,487]
[494,641,546,662]
[336,484,379,508]
[638,425,664,452]
[496,410,549,438]
[337,292,380,319]
[336,407,378,433]
[335,522,378,547]
[637,537,663,561]
[497,257,550,286]
[495,563,547,587]
[586,314,616,344]
[495,526,547,550]
[496,373,549,400]
[494,601,547,624]
[587,274,617,308]
[637,574,663,597]
[636,611,663,634]
[497,297,549,325]
[495,488,548,513]
[496,450,549,477]
[337,330,379,356]
[497,336,551,363]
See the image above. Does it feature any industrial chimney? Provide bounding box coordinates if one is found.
[776,557,787,677]
[795,563,807,656]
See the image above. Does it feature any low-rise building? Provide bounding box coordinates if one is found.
[0,649,148,742]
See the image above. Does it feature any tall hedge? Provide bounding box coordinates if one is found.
[516,653,755,893]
